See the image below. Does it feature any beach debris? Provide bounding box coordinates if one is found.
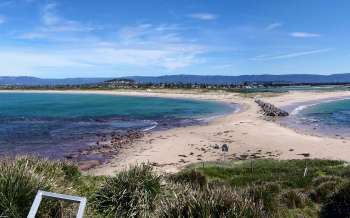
[239,154,249,159]
[255,99,289,117]
[222,144,229,152]
[297,153,311,157]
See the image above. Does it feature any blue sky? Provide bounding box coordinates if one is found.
[0,0,349,78]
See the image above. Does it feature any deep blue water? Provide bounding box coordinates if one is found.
[0,92,235,157]
[281,98,350,138]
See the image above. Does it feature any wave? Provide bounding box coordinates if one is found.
[291,104,315,115]
[142,121,158,132]
[290,97,350,116]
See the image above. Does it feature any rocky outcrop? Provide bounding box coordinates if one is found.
[65,130,145,170]
[255,99,289,117]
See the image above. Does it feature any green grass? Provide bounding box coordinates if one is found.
[191,159,346,188]
[179,159,350,217]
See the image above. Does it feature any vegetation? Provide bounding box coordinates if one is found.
[0,156,87,217]
[92,164,161,217]
[2,157,350,217]
[4,79,350,95]
[156,183,266,218]
[320,182,350,218]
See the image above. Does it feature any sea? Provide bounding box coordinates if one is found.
[0,92,236,158]
[279,97,350,138]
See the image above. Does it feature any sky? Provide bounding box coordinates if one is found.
[0,0,349,78]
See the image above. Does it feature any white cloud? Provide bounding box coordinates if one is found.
[40,2,94,32]
[18,2,94,40]
[265,22,282,31]
[252,48,331,61]
[189,13,217,21]
[12,3,206,73]
[290,32,321,38]
[0,15,6,24]
[7,22,206,73]
[113,24,205,69]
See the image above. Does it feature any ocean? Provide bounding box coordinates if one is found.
[0,92,236,158]
[280,98,350,138]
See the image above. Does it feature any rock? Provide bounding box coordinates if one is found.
[255,99,289,117]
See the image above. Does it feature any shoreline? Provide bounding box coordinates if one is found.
[0,89,239,171]
[2,89,350,175]
[88,90,350,175]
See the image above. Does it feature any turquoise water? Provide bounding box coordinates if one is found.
[281,98,350,137]
[0,93,232,119]
[0,92,235,157]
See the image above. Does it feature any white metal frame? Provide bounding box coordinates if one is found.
[27,190,87,218]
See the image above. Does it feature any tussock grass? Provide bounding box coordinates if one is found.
[92,163,161,218]
[157,183,266,218]
[0,156,79,217]
[280,190,310,209]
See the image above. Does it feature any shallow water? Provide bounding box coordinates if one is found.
[0,92,235,158]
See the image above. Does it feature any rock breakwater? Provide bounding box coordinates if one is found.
[255,99,289,117]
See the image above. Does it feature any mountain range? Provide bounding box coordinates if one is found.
[1,74,350,86]
[0,76,109,86]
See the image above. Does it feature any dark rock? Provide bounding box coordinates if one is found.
[255,99,289,117]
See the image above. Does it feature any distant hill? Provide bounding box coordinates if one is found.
[0,76,111,86]
[1,74,350,86]
[125,74,350,85]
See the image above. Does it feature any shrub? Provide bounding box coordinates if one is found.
[309,176,344,203]
[312,176,343,187]
[315,181,341,203]
[280,190,310,209]
[320,182,350,218]
[61,162,82,181]
[168,169,207,188]
[247,182,281,214]
[156,183,265,218]
[0,156,76,218]
[93,164,161,217]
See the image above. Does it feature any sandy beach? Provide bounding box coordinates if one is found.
[3,89,350,175]
[81,89,350,175]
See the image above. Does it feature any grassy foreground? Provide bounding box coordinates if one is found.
[1,157,350,217]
